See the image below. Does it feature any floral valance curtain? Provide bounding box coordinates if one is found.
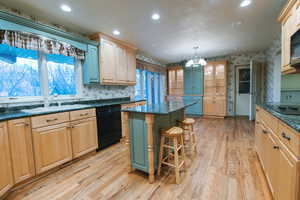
[0,30,85,60]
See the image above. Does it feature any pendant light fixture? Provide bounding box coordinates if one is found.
[185,46,207,67]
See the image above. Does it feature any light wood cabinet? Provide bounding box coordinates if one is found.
[8,118,35,184]
[32,122,73,174]
[255,106,300,200]
[203,61,227,117]
[0,122,14,197]
[70,117,98,158]
[277,143,299,200]
[279,0,300,74]
[90,33,137,85]
[167,67,184,96]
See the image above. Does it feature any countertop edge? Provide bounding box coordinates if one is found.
[0,99,146,122]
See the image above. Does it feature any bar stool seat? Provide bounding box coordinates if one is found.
[182,118,195,125]
[179,118,197,156]
[158,126,186,184]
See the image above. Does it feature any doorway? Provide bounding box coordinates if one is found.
[235,66,251,116]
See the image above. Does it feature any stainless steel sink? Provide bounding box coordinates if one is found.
[22,104,88,114]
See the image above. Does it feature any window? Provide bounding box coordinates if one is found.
[0,44,40,97]
[46,54,76,96]
[0,43,79,100]
[135,68,165,104]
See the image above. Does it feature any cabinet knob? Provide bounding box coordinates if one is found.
[273,146,280,150]
[281,132,291,141]
[262,130,268,134]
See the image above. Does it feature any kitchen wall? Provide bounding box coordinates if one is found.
[265,37,282,103]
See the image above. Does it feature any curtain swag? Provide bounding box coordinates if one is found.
[0,30,85,60]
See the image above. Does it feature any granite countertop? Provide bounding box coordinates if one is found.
[122,100,198,115]
[0,97,146,122]
[259,104,300,133]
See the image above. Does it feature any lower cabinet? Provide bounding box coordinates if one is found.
[70,117,98,158]
[0,122,14,197]
[255,106,300,200]
[32,123,73,174]
[183,96,203,115]
[277,145,298,200]
[8,118,35,184]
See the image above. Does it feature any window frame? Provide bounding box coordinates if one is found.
[0,47,82,103]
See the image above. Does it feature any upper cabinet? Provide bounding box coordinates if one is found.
[89,33,137,85]
[83,44,100,84]
[168,67,184,96]
[278,0,300,74]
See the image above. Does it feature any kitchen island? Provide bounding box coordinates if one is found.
[122,100,198,183]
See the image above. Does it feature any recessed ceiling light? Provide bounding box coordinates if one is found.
[240,0,252,7]
[61,4,72,12]
[152,13,160,20]
[113,30,120,36]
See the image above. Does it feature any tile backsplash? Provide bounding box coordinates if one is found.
[281,90,300,104]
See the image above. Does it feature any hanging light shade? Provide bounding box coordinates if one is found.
[185,46,207,67]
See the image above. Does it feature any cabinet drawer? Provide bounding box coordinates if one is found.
[278,121,300,158]
[31,112,70,128]
[260,109,278,134]
[70,109,96,121]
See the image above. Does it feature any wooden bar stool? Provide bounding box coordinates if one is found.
[158,127,186,184]
[179,118,197,155]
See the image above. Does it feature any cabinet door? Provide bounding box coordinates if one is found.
[277,146,299,200]
[192,67,203,95]
[282,15,292,68]
[0,122,13,197]
[71,117,98,158]
[184,68,193,95]
[115,46,128,82]
[204,64,215,96]
[83,44,100,84]
[100,39,116,83]
[8,118,35,184]
[264,133,279,196]
[183,96,203,115]
[127,49,137,83]
[203,96,214,115]
[214,96,226,116]
[215,63,226,96]
[32,123,72,174]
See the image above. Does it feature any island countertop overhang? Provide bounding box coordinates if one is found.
[121,100,198,115]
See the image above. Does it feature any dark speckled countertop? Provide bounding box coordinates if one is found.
[259,104,300,133]
[0,97,146,122]
[122,100,198,115]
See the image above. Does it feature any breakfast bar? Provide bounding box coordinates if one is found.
[122,100,197,183]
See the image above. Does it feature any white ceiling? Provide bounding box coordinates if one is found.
[0,0,286,64]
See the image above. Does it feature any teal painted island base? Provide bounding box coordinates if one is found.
[122,100,197,183]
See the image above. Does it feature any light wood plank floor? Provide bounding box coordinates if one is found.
[7,118,272,200]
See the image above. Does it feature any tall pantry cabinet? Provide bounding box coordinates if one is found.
[203,60,227,117]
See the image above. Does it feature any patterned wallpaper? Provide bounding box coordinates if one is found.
[265,37,282,103]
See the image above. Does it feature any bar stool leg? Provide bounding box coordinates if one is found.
[180,134,186,168]
[173,137,180,184]
[157,135,165,176]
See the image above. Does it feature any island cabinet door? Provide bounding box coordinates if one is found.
[129,115,149,172]
[70,117,98,158]
[32,123,73,174]
[8,118,35,184]
[0,122,14,197]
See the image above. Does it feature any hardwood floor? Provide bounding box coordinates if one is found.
[7,118,272,200]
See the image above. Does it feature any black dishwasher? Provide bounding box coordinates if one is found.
[96,105,122,150]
